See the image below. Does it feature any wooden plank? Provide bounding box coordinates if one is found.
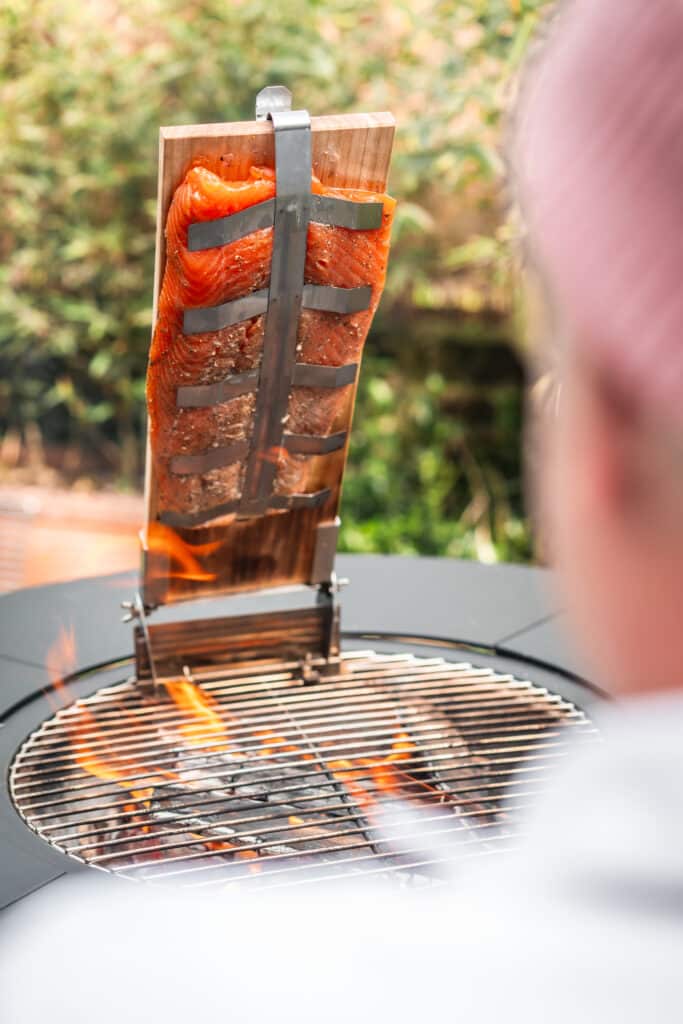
[143,110,395,607]
[151,112,394,329]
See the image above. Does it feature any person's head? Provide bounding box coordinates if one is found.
[514,0,683,697]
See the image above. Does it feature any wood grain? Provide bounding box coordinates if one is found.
[143,111,395,607]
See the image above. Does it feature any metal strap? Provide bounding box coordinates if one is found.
[158,487,331,529]
[175,362,357,411]
[283,431,347,455]
[310,194,383,230]
[187,199,275,253]
[302,283,372,315]
[183,283,370,336]
[176,368,259,408]
[238,108,312,517]
[170,440,249,476]
[159,499,240,529]
[183,289,268,335]
[186,194,382,254]
[269,488,331,510]
[291,361,357,388]
[310,518,341,585]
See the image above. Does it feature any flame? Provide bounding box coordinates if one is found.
[254,728,300,758]
[44,624,78,710]
[145,522,220,582]
[164,679,230,752]
[323,731,441,808]
[50,618,437,865]
[387,732,414,760]
[47,626,240,859]
[187,834,261,871]
[69,706,178,800]
[44,625,177,846]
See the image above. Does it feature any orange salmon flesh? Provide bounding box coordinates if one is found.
[147,159,395,523]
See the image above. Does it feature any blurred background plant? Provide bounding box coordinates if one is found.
[0,0,553,568]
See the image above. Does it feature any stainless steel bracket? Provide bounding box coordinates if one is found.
[169,87,380,535]
[162,90,379,539]
[131,579,342,683]
[122,592,160,693]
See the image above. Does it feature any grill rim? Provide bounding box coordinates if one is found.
[3,636,602,899]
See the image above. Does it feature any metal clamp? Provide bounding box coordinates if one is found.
[164,87,375,530]
[122,593,160,692]
[237,98,313,517]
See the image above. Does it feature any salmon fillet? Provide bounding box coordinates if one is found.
[147,158,395,523]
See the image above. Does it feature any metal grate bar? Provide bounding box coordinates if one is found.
[41,779,548,843]
[196,845,514,893]
[13,721,591,797]
[13,678,585,760]
[50,790,539,851]
[282,431,347,455]
[21,759,564,830]
[93,809,514,869]
[22,664,573,740]
[10,651,597,890]
[14,721,589,804]
[124,828,523,883]
[15,686,582,750]
[16,747,583,818]
[13,711,589,778]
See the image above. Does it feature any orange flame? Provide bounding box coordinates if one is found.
[145,522,220,582]
[50,619,438,864]
[324,731,438,809]
[164,679,230,752]
[44,624,78,710]
[45,625,177,838]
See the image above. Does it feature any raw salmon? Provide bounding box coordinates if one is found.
[147,158,395,523]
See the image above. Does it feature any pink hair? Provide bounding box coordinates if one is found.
[515,0,683,424]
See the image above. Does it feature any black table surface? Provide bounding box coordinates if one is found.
[0,555,585,712]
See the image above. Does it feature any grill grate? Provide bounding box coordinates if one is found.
[10,651,598,889]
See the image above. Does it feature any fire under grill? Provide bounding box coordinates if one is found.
[10,649,598,890]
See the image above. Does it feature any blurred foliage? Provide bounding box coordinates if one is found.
[0,0,554,560]
[341,350,531,563]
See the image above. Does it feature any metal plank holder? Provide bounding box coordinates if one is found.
[159,85,383,529]
[132,86,385,688]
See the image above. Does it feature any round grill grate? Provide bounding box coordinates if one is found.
[10,650,598,889]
